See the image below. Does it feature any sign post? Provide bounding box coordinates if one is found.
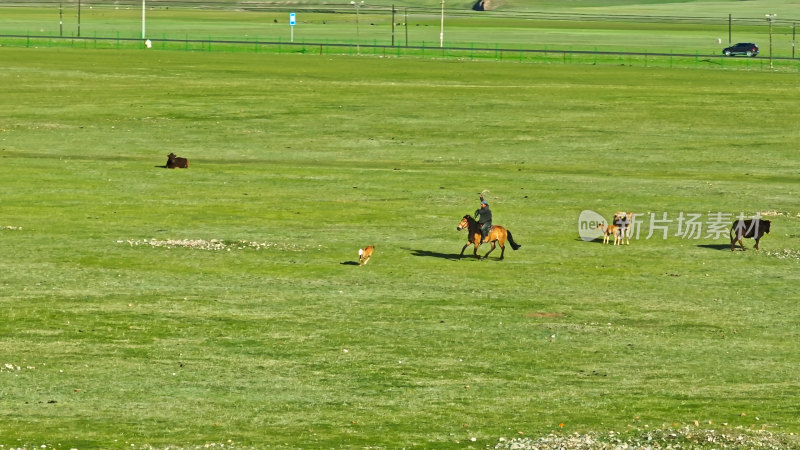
[289,12,296,42]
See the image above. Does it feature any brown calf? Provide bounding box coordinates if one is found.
[597,223,622,245]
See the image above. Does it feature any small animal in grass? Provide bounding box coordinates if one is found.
[730,218,771,251]
[166,153,189,169]
[596,223,622,245]
[358,245,374,266]
[612,211,633,245]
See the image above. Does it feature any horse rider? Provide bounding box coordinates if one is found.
[474,194,493,242]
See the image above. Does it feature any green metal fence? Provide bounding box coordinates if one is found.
[2,34,798,72]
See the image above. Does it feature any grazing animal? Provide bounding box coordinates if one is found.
[166,153,189,169]
[730,218,771,251]
[457,215,521,260]
[612,211,633,245]
[359,245,374,266]
[597,223,622,245]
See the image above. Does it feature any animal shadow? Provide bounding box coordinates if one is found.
[696,244,732,251]
[340,261,360,266]
[406,248,461,260]
[574,238,604,244]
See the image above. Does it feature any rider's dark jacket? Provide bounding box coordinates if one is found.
[475,205,492,227]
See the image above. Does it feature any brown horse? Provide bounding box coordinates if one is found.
[456,215,521,260]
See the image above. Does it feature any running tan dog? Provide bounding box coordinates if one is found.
[358,245,374,266]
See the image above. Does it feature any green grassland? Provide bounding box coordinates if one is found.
[3,43,800,448]
[3,1,800,448]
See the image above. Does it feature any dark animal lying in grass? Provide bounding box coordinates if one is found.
[730,218,770,251]
[166,153,189,169]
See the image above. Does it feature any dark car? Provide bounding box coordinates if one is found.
[723,42,759,57]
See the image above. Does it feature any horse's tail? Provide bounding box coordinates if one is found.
[507,230,522,250]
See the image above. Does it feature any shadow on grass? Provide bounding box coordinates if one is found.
[405,248,462,260]
[574,238,609,244]
[697,244,732,251]
[340,261,360,266]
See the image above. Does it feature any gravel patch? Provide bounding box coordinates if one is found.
[762,248,800,262]
[117,238,306,252]
[494,427,799,449]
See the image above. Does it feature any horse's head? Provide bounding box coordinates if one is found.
[457,215,472,231]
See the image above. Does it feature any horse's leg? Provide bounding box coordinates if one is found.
[483,241,496,259]
[470,233,481,258]
[460,242,470,257]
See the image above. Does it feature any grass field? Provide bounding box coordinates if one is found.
[2,5,800,448]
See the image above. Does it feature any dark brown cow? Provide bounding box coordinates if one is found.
[166,153,189,169]
[730,218,771,251]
